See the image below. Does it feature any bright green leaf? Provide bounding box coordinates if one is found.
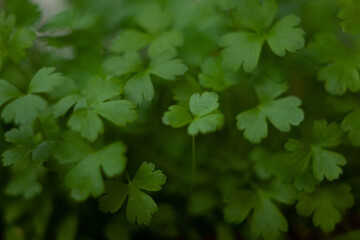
[67,108,104,142]
[149,50,187,80]
[28,67,66,94]
[110,30,150,54]
[103,52,142,76]
[220,32,264,72]
[187,113,224,136]
[2,94,47,125]
[92,100,137,126]
[189,92,219,117]
[267,15,305,57]
[125,73,154,104]
[162,105,192,128]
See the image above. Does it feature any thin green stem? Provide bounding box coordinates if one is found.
[191,135,196,186]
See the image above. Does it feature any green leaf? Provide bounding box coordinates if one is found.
[125,73,154,104]
[149,50,187,80]
[135,4,172,34]
[224,190,256,224]
[250,196,288,240]
[267,15,305,57]
[5,160,46,199]
[311,146,346,181]
[53,94,81,117]
[296,184,354,232]
[53,132,92,164]
[338,0,360,33]
[0,80,22,107]
[341,108,360,146]
[284,120,346,182]
[236,108,267,143]
[220,32,264,72]
[148,30,183,58]
[2,147,30,166]
[224,187,290,240]
[235,0,278,32]
[28,67,66,94]
[198,57,238,91]
[132,162,167,191]
[98,162,166,225]
[189,92,219,117]
[312,120,343,148]
[98,181,129,213]
[317,61,360,95]
[2,94,47,125]
[262,96,304,131]
[237,96,304,143]
[31,141,55,162]
[110,30,150,54]
[65,142,127,201]
[103,52,142,76]
[92,100,137,126]
[86,76,123,105]
[187,113,224,136]
[163,92,224,136]
[1,125,53,166]
[126,184,158,225]
[7,28,36,62]
[59,76,136,141]
[162,105,192,128]
[6,0,41,27]
[67,108,104,142]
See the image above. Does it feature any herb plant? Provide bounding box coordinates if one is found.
[1,0,360,239]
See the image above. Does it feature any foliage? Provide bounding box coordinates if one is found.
[0,0,360,239]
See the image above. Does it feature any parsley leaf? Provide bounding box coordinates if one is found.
[224,182,296,240]
[328,96,360,146]
[0,67,66,124]
[105,3,186,105]
[236,80,304,143]
[285,120,346,182]
[54,133,127,201]
[163,92,224,136]
[2,124,55,167]
[0,11,36,70]
[98,162,166,225]
[198,57,238,91]
[220,32,264,73]
[110,30,151,54]
[57,76,137,141]
[235,0,278,32]
[135,4,172,34]
[103,52,142,77]
[342,108,360,146]
[5,0,41,27]
[149,50,187,80]
[124,73,154,105]
[267,15,305,57]
[310,34,360,95]
[2,125,34,166]
[296,184,354,232]
[28,67,67,93]
[220,0,304,72]
[338,0,360,33]
[5,160,46,199]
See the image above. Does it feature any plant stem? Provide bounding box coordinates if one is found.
[191,135,196,187]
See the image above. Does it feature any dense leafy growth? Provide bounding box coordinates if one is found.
[0,0,360,239]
